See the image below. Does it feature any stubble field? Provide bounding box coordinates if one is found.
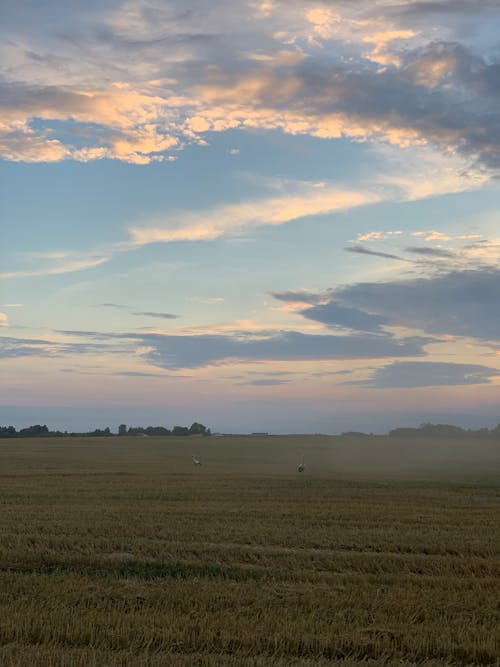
[0,434,498,666]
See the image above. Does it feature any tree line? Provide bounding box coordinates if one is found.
[2,421,500,439]
[0,422,210,439]
[388,422,500,438]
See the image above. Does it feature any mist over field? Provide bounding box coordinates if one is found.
[1,433,498,481]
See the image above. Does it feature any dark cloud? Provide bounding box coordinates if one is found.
[269,290,324,305]
[132,311,179,319]
[367,361,499,388]
[397,0,500,17]
[287,268,500,342]
[2,327,432,369]
[113,371,169,377]
[245,371,295,377]
[310,369,354,377]
[405,246,456,258]
[345,246,406,261]
[300,46,500,170]
[238,378,290,386]
[60,368,175,378]
[0,81,94,117]
[137,330,432,370]
[299,302,389,332]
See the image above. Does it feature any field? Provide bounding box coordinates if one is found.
[0,435,499,666]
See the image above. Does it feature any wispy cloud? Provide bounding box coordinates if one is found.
[0,334,126,359]
[129,185,380,245]
[0,251,109,279]
[1,150,491,285]
[238,378,290,386]
[132,311,179,319]
[345,245,407,262]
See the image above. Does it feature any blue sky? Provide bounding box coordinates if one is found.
[1,0,500,433]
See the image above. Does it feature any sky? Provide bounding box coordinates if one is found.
[1,0,500,433]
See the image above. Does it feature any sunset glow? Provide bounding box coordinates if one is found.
[1,0,500,432]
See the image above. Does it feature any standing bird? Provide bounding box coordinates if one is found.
[298,454,305,473]
[192,454,201,466]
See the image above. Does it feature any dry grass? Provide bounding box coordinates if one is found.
[0,435,498,665]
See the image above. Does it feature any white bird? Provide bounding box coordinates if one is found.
[192,454,201,466]
[298,454,305,473]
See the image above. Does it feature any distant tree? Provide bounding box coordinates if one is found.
[127,426,145,436]
[418,423,466,437]
[88,427,111,437]
[390,423,468,438]
[172,425,190,436]
[127,425,171,436]
[0,426,17,438]
[118,424,127,436]
[490,423,500,438]
[389,427,420,437]
[18,424,49,437]
[189,422,209,436]
[144,426,171,436]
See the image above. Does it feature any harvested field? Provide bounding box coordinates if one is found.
[0,435,498,665]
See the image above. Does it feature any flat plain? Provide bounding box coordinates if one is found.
[0,434,498,666]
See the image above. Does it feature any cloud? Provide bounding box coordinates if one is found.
[136,330,432,369]
[187,296,225,304]
[129,185,380,245]
[132,311,179,319]
[0,334,129,359]
[405,246,456,258]
[297,303,389,332]
[366,361,499,388]
[113,370,169,377]
[355,231,403,242]
[362,30,417,67]
[0,337,62,358]
[1,321,432,371]
[284,268,500,343]
[345,245,406,261]
[239,378,290,386]
[0,180,383,281]
[126,150,484,250]
[270,290,324,305]
[1,2,500,172]
[0,251,110,279]
[412,230,452,241]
